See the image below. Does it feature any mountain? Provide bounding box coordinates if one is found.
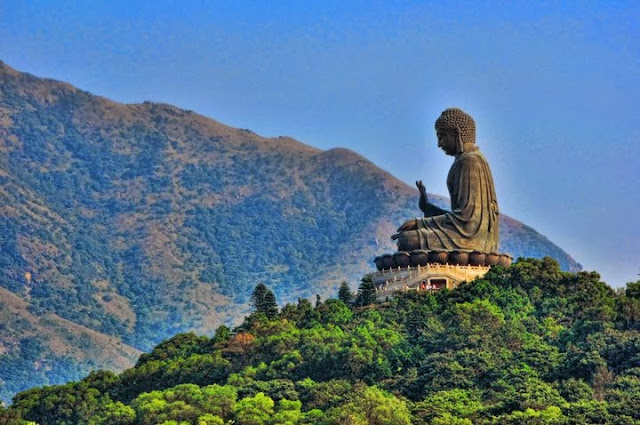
[2,258,639,424]
[0,61,580,402]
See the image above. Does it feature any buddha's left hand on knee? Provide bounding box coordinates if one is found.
[397,218,418,232]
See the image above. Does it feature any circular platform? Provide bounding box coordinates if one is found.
[374,250,512,270]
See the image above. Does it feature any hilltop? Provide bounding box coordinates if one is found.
[0,61,580,401]
[2,258,639,424]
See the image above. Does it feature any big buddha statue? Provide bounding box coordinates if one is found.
[392,108,499,253]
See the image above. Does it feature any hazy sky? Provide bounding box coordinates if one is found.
[2,1,638,287]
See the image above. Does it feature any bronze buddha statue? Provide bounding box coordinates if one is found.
[392,108,499,253]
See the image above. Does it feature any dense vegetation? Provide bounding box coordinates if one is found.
[2,258,639,424]
[0,60,581,402]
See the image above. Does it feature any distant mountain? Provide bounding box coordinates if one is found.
[0,61,580,402]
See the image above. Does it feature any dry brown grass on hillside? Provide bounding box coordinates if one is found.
[91,279,137,331]
[0,287,141,371]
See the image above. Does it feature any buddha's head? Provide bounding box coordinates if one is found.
[435,108,476,155]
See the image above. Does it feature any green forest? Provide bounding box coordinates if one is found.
[2,257,639,424]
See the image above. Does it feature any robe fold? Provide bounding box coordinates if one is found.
[414,146,499,252]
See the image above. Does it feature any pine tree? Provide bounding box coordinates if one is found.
[406,309,426,339]
[213,325,231,343]
[251,283,279,319]
[338,281,353,305]
[355,275,377,306]
[251,283,268,310]
[262,290,278,319]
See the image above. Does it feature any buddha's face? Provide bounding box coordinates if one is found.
[437,130,457,156]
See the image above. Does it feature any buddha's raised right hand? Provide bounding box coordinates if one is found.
[417,180,428,213]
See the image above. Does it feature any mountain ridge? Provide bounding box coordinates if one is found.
[0,60,580,402]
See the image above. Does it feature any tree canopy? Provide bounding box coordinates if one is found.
[3,258,640,424]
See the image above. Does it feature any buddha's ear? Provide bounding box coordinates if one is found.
[455,126,464,153]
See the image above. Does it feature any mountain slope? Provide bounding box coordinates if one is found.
[0,287,141,400]
[0,61,580,402]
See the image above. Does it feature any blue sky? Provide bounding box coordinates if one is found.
[1,0,639,287]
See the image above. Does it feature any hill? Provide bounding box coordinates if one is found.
[0,287,141,400]
[2,258,639,424]
[0,61,580,402]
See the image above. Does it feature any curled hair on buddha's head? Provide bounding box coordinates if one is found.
[435,108,476,145]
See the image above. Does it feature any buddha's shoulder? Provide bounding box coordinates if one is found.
[457,150,487,165]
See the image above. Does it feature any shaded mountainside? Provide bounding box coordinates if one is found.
[0,287,140,396]
[0,61,579,401]
[3,259,640,424]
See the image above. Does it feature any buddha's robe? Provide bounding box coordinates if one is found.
[408,146,499,252]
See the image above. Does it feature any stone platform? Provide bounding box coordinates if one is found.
[372,249,513,300]
[372,262,491,300]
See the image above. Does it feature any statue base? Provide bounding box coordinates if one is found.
[372,250,513,300]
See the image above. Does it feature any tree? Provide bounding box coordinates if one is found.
[327,386,411,425]
[197,414,225,425]
[213,325,232,343]
[489,406,566,424]
[270,399,302,425]
[251,284,279,319]
[234,392,275,425]
[317,299,353,325]
[626,281,640,300]
[414,389,483,423]
[12,381,134,425]
[356,275,377,306]
[338,281,353,305]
